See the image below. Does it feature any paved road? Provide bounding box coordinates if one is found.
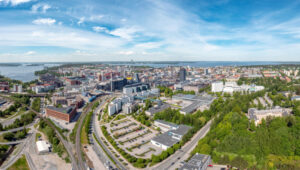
[90,99,118,170]
[0,138,26,145]
[1,94,79,170]
[25,151,37,170]
[92,97,127,170]
[27,106,80,170]
[0,132,34,170]
[151,120,213,170]
[0,120,37,135]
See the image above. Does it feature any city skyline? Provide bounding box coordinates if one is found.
[1,0,300,62]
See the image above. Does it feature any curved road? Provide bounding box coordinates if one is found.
[92,98,127,170]
[0,121,37,135]
[0,138,26,145]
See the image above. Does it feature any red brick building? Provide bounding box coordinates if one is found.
[46,106,77,122]
[0,82,9,92]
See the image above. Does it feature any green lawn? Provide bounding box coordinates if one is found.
[8,155,30,170]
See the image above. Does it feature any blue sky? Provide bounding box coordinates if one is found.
[1,0,300,62]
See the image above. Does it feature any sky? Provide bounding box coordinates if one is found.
[1,0,300,62]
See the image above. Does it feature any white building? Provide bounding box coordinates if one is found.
[13,84,23,93]
[108,103,116,116]
[151,120,191,150]
[154,120,178,132]
[36,141,51,154]
[211,81,223,92]
[248,107,292,125]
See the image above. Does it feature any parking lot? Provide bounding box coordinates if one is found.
[0,101,13,111]
[106,116,163,159]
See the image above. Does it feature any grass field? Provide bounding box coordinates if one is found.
[7,155,30,170]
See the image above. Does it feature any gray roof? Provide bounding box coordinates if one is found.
[147,104,170,115]
[172,94,215,102]
[292,96,300,100]
[151,132,179,147]
[179,153,211,170]
[169,125,191,136]
[47,106,75,114]
[0,100,6,105]
[154,119,178,129]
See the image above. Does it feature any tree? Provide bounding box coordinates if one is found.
[231,156,248,169]
[249,120,256,131]
[3,132,14,141]
[296,87,300,95]
[218,155,230,165]
[151,154,160,163]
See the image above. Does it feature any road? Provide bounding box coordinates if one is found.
[0,120,37,135]
[92,96,127,170]
[0,94,79,170]
[27,106,80,170]
[151,119,213,170]
[0,131,35,170]
[0,138,26,145]
[75,98,101,170]
[90,99,118,170]
[25,151,37,170]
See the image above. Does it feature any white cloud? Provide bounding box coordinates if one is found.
[25,51,36,55]
[32,18,56,25]
[89,15,104,22]
[93,26,108,33]
[2,0,32,6]
[77,17,85,25]
[109,27,140,40]
[118,51,134,55]
[32,3,51,13]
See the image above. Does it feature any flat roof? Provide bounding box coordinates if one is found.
[147,104,171,115]
[169,125,191,136]
[47,106,75,114]
[151,132,179,147]
[154,119,178,128]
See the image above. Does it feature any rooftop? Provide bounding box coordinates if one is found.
[154,119,178,128]
[147,104,171,115]
[151,132,179,147]
[169,125,191,136]
[46,106,75,114]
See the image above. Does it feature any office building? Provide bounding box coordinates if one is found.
[248,107,292,125]
[179,68,187,82]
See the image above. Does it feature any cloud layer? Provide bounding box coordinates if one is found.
[0,0,300,62]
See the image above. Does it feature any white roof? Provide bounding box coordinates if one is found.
[36,140,51,152]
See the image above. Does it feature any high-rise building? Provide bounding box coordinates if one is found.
[179,68,186,82]
[134,73,140,83]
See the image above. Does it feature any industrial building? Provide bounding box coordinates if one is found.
[46,106,77,122]
[179,153,211,170]
[151,120,191,150]
[146,104,171,116]
[36,140,51,154]
[172,94,215,114]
